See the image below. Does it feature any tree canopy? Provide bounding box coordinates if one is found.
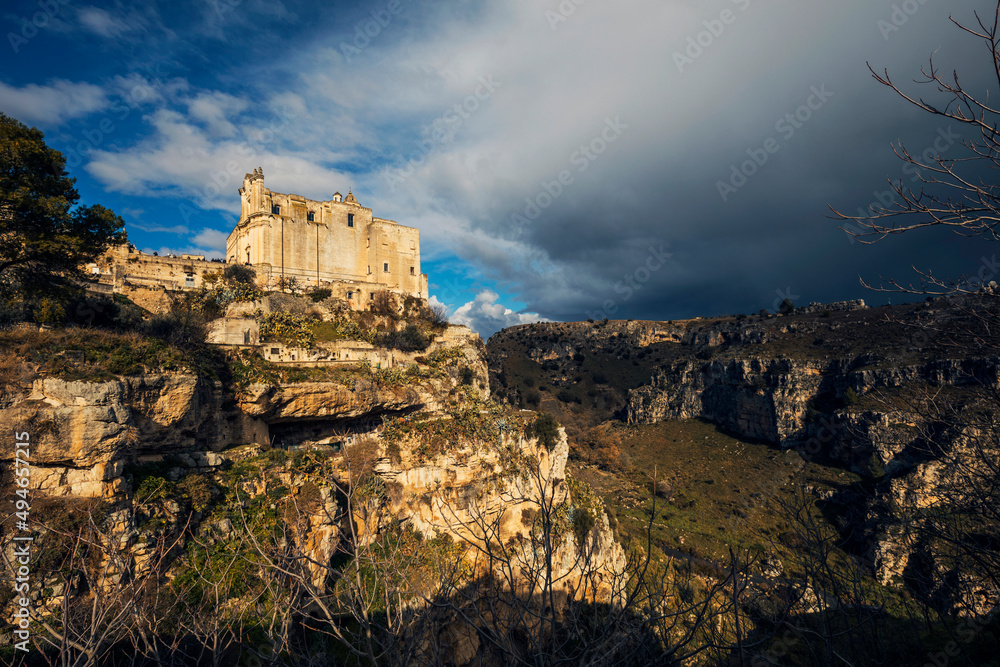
[0,113,126,302]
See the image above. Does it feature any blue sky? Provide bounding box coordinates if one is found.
[2,0,997,338]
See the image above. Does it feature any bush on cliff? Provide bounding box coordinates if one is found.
[526,412,560,451]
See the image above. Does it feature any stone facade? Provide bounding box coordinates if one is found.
[86,244,225,293]
[85,168,430,311]
[227,168,428,303]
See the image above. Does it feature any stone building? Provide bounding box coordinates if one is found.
[85,168,430,311]
[226,168,428,306]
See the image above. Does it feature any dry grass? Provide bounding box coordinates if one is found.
[0,327,204,383]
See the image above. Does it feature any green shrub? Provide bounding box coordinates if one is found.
[460,367,475,385]
[136,476,175,503]
[255,309,316,347]
[223,264,256,286]
[845,387,860,406]
[308,287,333,303]
[34,298,66,326]
[572,508,596,547]
[178,474,216,513]
[312,318,377,345]
[557,388,580,404]
[266,449,289,464]
[145,310,208,350]
[379,323,430,351]
[526,412,560,451]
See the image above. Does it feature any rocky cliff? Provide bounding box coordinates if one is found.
[0,320,624,657]
[486,295,1000,614]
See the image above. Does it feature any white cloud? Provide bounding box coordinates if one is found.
[129,222,189,235]
[75,4,176,44]
[187,91,249,138]
[77,6,132,37]
[144,245,225,260]
[192,228,230,251]
[0,79,107,125]
[86,107,351,211]
[110,73,189,108]
[449,289,547,339]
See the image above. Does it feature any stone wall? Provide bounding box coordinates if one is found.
[226,170,427,299]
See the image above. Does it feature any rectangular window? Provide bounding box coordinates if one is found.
[410,266,414,275]
[348,214,354,227]
[370,293,374,300]
[307,211,315,221]
[271,205,280,215]
[347,291,354,299]
[383,263,389,273]
[367,265,371,274]
[270,348,279,355]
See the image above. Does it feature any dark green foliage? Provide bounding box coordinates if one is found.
[460,366,475,385]
[178,474,217,512]
[64,294,145,331]
[526,412,560,451]
[266,449,289,464]
[135,476,175,503]
[557,388,581,404]
[845,387,860,406]
[379,323,430,351]
[779,298,795,315]
[308,287,333,302]
[572,507,596,547]
[222,263,256,286]
[0,115,126,306]
[144,309,208,350]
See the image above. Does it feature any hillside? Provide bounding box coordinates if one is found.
[487,293,1000,662]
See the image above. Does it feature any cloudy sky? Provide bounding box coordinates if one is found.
[2,0,997,337]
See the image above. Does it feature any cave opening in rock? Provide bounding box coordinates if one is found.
[267,406,420,451]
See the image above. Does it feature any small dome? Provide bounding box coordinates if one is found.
[345,190,357,204]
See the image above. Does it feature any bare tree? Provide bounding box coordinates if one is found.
[831,3,1000,294]
[825,0,1000,627]
[0,498,188,667]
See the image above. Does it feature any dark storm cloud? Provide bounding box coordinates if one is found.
[7,0,997,336]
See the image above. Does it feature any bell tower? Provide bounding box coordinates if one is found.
[240,167,266,220]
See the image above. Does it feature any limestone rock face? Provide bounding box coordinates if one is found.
[241,380,436,423]
[626,356,1000,450]
[0,323,489,498]
[376,427,625,601]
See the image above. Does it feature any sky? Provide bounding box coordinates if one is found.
[2,0,998,338]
